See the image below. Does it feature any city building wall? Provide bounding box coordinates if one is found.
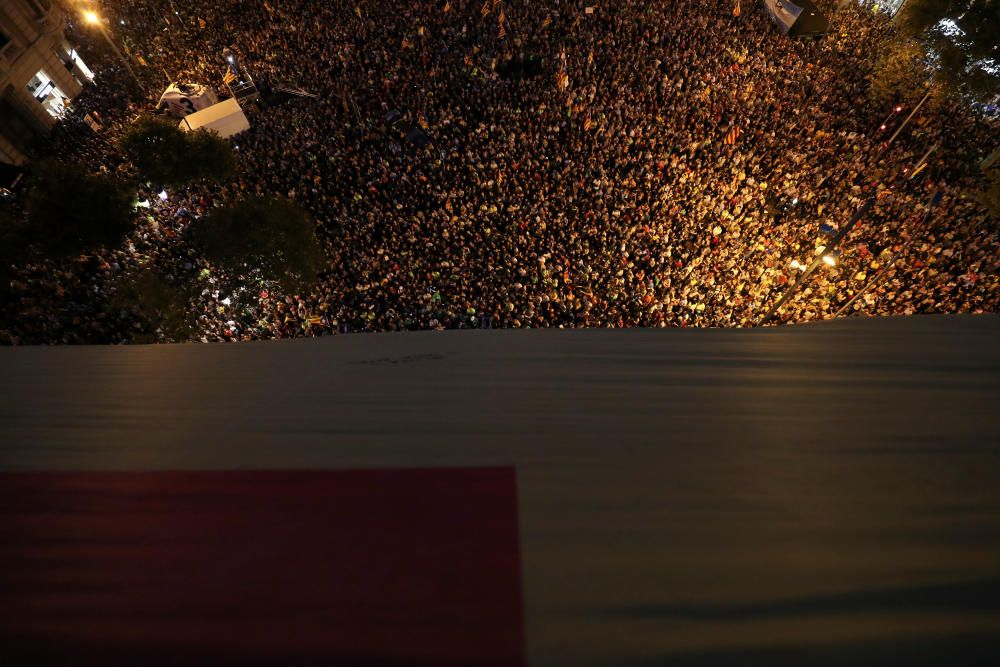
[0,0,84,165]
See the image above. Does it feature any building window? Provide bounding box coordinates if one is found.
[25,0,53,20]
[26,70,68,118]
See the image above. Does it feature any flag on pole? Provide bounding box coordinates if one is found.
[223,66,237,85]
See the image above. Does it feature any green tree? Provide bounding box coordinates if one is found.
[120,115,189,186]
[895,0,1000,100]
[186,197,324,293]
[979,167,1000,218]
[0,209,26,301]
[109,268,194,343]
[26,161,135,258]
[185,127,238,182]
[869,39,937,106]
[121,115,235,187]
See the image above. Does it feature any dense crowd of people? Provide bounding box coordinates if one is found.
[1,0,996,343]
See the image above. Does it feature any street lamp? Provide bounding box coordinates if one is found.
[758,197,875,325]
[80,10,142,88]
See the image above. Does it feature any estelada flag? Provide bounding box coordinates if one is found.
[223,66,237,85]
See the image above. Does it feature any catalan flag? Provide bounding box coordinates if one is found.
[542,17,551,28]
[443,1,452,12]
[557,70,569,91]
[498,8,505,25]
[498,23,506,39]
[354,6,362,19]
[724,127,741,145]
[583,116,592,131]
[482,1,490,18]
[223,65,237,85]
[198,18,206,29]
[733,0,741,17]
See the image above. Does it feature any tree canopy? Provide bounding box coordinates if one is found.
[26,161,136,258]
[0,208,25,301]
[109,268,195,343]
[186,197,325,294]
[120,115,236,187]
[895,0,1000,100]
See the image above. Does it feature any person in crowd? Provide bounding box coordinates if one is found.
[1,0,996,344]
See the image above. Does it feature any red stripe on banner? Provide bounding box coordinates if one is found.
[0,468,524,666]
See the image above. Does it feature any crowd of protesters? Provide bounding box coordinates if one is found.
[1,0,996,343]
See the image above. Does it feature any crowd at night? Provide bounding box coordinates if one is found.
[1,0,996,343]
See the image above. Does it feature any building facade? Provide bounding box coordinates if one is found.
[1,0,93,165]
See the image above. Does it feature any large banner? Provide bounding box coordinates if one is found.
[156,83,217,118]
[763,0,802,35]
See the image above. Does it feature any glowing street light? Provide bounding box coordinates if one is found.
[822,250,841,267]
[80,9,142,88]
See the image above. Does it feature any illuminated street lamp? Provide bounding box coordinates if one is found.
[80,9,142,88]
[759,197,875,325]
